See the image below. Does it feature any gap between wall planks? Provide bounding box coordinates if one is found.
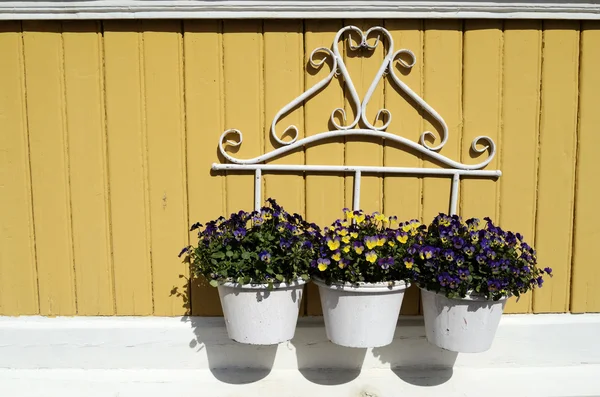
[0,20,597,316]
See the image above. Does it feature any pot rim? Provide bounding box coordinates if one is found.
[312,277,410,293]
[419,286,510,302]
[219,277,307,290]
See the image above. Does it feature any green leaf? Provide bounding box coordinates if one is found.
[209,280,219,287]
[266,267,274,274]
[226,250,234,257]
[275,274,284,282]
[211,252,225,259]
[300,274,310,281]
[241,252,251,260]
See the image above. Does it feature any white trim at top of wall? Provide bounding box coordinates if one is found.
[0,1,599,20]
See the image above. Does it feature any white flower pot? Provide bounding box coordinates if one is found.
[420,288,508,353]
[313,278,409,348]
[217,279,306,345]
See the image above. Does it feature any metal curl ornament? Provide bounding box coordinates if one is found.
[213,25,501,215]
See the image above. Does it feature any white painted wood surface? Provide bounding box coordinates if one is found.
[0,315,599,396]
[1,1,599,20]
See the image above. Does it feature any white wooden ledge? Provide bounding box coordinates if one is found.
[1,314,599,396]
[1,1,600,20]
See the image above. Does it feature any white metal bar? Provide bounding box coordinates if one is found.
[213,163,501,177]
[254,168,262,211]
[353,170,362,210]
[450,173,460,215]
[219,129,496,171]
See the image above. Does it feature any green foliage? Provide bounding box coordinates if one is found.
[179,199,321,287]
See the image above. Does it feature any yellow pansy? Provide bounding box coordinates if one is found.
[345,209,354,221]
[338,228,348,237]
[317,258,330,271]
[342,245,351,253]
[373,212,385,222]
[331,252,341,262]
[342,235,351,244]
[404,258,414,269]
[355,213,365,224]
[396,233,408,244]
[327,237,341,251]
[365,251,377,263]
[350,232,358,239]
[376,236,386,246]
[388,241,396,248]
[401,224,412,233]
[365,236,378,250]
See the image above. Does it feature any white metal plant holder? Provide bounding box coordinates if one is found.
[213,26,501,214]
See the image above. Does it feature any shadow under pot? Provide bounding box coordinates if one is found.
[313,277,409,348]
[420,288,508,353]
[217,278,306,345]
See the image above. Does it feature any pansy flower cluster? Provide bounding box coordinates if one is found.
[180,198,321,287]
[412,213,552,300]
[312,208,423,285]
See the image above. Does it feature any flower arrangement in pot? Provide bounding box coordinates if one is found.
[413,213,553,353]
[180,198,321,345]
[311,208,423,348]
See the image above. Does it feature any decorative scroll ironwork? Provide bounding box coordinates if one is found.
[212,26,501,214]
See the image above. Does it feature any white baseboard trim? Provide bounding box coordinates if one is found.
[1,314,599,396]
[0,1,599,21]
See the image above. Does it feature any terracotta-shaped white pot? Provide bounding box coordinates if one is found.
[420,288,508,353]
[217,279,305,345]
[313,278,409,348]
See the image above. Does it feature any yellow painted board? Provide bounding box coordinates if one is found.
[533,21,580,313]
[304,20,345,316]
[223,21,263,214]
[461,21,502,221]
[103,21,153,315]
[22,22,76,315]
[384,20,424,315]
[500,21,543,314]
[421,22,463,224]
[62,21,114,315]
[420,21,463,315]
[343,20,384,214]
[571,22,600,313]
[263,21,307,314]
[0,22,39,315]
[183,21,225,316]
[142,21,189,316]
[263,20,305,216]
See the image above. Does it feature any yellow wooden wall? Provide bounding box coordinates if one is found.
[1,20,599,316]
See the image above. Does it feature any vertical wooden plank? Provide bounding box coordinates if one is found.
[343,20,384,213]
[0,22,39,315]
[184,21,225,316]
[384,20,424,315]
[22,22,76,315]
[533,21,580,313]
[263,21,305,216]
[461,21,503,220]
[421,22,463,225]
[500,21,542,314]
[62,21,114,315]
[304,20,345,316]
[104,21,153,315]
[571,22,600,313]
[142,21,189,316]
[223,21,263,213]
